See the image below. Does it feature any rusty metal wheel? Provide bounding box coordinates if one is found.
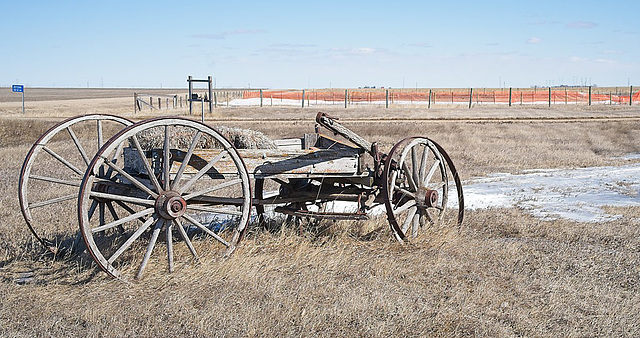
[78,117,252,280]
[18,114,132,254]
[383,137,464,242]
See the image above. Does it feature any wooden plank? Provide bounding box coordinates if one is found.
[273,138,303,151]
[124,147,363,179]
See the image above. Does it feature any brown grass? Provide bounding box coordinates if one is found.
[1,90,640,336]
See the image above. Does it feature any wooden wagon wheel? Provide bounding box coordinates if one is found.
[18,114,133,254]
[78,117,252,280]
[382,137,464,242]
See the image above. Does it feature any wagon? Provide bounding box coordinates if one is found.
[19,112,464,280]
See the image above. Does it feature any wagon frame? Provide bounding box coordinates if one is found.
[19,112,464,281]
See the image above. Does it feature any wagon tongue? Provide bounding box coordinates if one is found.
[274,206,369,221]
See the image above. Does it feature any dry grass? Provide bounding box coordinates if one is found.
[1,91,640,336]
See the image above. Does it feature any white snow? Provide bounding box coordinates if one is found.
[457,161,640,222]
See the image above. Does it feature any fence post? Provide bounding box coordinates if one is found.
[565,87,568,105]
[385,89,389,108]
[302,89,305,108]
[384,89,389,108]
[508,87,512,106]
[468,88,473,109]
[548,87,551,107]
[208,76,213,113]
[158,97,161,109]
[201,98,205,123]
[260,89,263,107]
[134,93,138,114]
[428,89,431,108]
[630,85,634,105]
[344,89,348,108]
[187,75,192,115]
[588,86,592,106]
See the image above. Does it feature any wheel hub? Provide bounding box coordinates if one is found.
[416,187,438,208]
[156,191,187,219]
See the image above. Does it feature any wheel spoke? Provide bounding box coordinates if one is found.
[91,208,155,233]
[29,174,80,187]
[186,205,243,216]
[401,162,418,192]
[108,216,156,264]
[114,200,149,223]
[412,212,420,238]
[181,214,230,247]
[136,219,164,279]
[67,126,91,166]
[393,199,416,214]
[177,150,228,194]
[171,131,202,190]
[166,219,174,273]
[106,202,120,223]
[29,193,76,209]
[42,146,84,176]
[99,203,106,228]
[182,178,242,200]
[424,160,441,186]
[129,135,163,193]
[88,200,98,219]
[97,119,103,148]
[424,208,435,223]
[401,206,417,233]
[89,191,156,207]
[101,159,159,198]
[104,141,126,180]
[411,146,419,185]
[419,144,429,184]
[163,125,171,191]
[393,186,415,199]
[175,218,198,260]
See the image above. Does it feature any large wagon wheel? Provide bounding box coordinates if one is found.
[18,114,133,254]
[382,137,464,242]
[78,117,252,280]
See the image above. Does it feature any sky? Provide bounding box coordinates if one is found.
[2,0,639,89]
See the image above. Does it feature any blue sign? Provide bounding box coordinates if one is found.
[12,85,24,93]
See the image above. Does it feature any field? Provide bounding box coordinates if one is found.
[1,88,640,336]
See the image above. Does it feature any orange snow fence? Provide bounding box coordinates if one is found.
[241,87,639,106]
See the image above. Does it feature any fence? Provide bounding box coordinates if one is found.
[134,93,181,113]
[235,86,639,108]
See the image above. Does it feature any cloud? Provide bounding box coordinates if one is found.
[191,29,266,39]
[354,47,375,54]
[527,20,561,26]
[328,47,379,55]
[566,21,597,29]
[269,43,316,48]
[526,37,542,44]
[408,42,432,48]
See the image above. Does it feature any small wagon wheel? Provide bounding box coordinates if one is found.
[18,114,133,254]
[78,117,252,280]
[382,137,464,242]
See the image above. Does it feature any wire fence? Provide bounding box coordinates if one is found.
[230,87,639,108]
